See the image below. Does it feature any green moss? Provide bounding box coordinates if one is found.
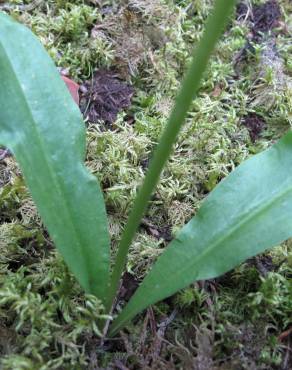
[1,0,292,368]
[0,252,109,368]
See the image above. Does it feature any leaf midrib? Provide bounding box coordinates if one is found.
[112,177,292,333]
[0,39,92,288]
[157,179,292,289]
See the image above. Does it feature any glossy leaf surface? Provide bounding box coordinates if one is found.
[0,13,110,302]
[106,0,237,313]
[110,131,292,335]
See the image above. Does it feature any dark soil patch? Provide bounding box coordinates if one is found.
[118,271,139,302]
[242,113,266,142]
[236,2,250,21]
[6,236,44,272]
[236,0,281,38]
[79,70,134,126]
[253,255,275,277]
[141,218,172,242]
[235,0,282,66]
[253,0,281,37]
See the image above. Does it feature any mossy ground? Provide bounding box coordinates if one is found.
[0,0,291,369]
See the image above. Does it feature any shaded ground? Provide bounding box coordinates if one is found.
[253,0,281,36]
[236,0,281,37]
[80,70,134,126]
[242,113,266,142]
[0,0,291,369]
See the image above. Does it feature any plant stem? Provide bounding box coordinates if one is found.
[105,0,237,314]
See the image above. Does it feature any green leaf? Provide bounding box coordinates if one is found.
[106,0,237,313]
[110,131,292,335]
[0,13,110,302]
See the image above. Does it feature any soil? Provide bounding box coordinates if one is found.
[236,2,249,20]
[1,0,291,368]
[253,255,275,277]
[252,0,281,37]
[236,0,281,38]
[242,113,266,142]
[118,272,139,302]
[79,70,134,126]
[141,218,172,242]
[235,0,282,66]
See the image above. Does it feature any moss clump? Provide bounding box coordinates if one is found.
[0,0,291,368]
[0,249,109,369]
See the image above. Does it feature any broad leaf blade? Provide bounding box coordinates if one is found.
[0,13,110,302]
[110,131,292,334]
